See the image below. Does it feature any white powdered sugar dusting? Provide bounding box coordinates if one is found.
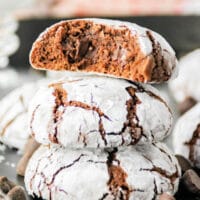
[29,76,172,148]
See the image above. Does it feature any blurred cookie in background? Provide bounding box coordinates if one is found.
[169,49,200,114]
[0,79,50,152]
[173,103,200,169]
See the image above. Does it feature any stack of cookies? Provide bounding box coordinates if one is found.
[24,18,181,200]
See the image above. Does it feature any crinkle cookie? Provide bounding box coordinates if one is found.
[25,143,180,200]
[30,18,177,83]
[173,103,200,168]
[169,49,200,113]
[0,79,50,151]
[29,76,172,148]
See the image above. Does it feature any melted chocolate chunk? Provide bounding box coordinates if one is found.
[106,148,130,200]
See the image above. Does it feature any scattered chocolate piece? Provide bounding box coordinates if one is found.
[159,193,175,200]
[182,169,200,195]
[0,176,26,200]
[0,176,15,193]
[7,186,26,200]
[176,155,192,174]
[178,97,197,115]
[16,137,40,176]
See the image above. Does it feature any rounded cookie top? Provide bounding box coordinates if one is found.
[30,18,177,83]
[0,79,50,151]
[29,76,172,148]
[169,49,200,112]
[173,102,200,168]
[25,142,180,200]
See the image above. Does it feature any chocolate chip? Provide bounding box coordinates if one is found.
[0,176,15,194]
[182,169,200,195]
[176,155,192,173]
[159,193,175,200]
[7,186,26,200]
[76,39,90,59]
[0,181,10,194]
[178,97,197,115]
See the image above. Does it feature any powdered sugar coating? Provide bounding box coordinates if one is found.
[25,143,180,200]
[29,76,172,148]
[0,79,50,151]
[173,102,200,168]
[169,49,200,102]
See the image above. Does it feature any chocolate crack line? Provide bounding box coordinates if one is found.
[47,154,86,185]
[146,31,168,80]
[52,84,169,147]
[99,188,145,200]
[39,154,86,200]
[0,111,24,137]
[127,80,171,114]
[107,86,146,145]
[99,193,109,200]
[29,147,59,191]
[30,105,40,137]
[141,146,179,190]
[58,100,111,145]
[127,81,172,138]
[52,85,111,145]
[106,148,131,200]
[77,130,87,147]
[106,86,144,146]
[139,166,178,189]
[152,143,175,167]
[185,123,200,164]
[152,178,158,200]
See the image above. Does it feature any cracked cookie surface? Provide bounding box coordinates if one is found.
[29,76,172,148]
[173,103,200,168]
[30,18,177,83]
[0,79,50,151]
[169,49,200,113]
[25,143,180,200]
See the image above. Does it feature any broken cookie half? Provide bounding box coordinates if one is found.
[30,18,177,83]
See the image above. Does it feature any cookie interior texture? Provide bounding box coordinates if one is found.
[30,19,171,83]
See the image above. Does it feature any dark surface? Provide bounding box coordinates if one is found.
[0,146,32,199]
[10,16,200,68]
[2,16,200,199]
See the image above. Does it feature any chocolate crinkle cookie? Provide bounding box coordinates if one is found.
[30,18,177,83]
[25,143,180,200]
[0,79,50,152]
[173,103,200,169]
[23,18,180,200]
[29,76,172,148]
[169,49,200,114]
